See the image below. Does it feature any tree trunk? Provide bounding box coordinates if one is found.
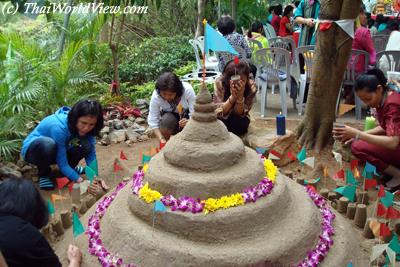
[296,0,361,151]
[195,0,206,38]
[231,0,237,23]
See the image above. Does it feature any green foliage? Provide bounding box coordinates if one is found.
[174,61,197,77]
[119,35,195,84]
[124,81,155,103]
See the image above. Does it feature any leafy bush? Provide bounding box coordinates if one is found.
[119,35,195,85]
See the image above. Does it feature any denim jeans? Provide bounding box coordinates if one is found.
[24,136,91,177]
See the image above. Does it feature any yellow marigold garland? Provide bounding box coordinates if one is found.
[136,159,277,213]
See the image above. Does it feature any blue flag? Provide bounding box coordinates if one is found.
[255,147,267,155]
[154,200,167,212]
[204,23,238,55]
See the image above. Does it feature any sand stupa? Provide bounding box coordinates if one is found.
[63,85,367,266]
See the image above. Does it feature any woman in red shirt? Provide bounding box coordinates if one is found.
[333,68,400,192]
[271,5,282,35]
[279,5,294,37]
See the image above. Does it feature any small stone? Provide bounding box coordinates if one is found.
[109,130,127,143]
[128,116,136,122]
[135,117,146,124]
[136,99,147,106]
[99,126,110,138]
[141,108,148,114]
[125,141,132,146]
[138,135,149,142]
[283,170,293,179]
[101,134,111,146]
[126,129,140,142]
[138,104,147,110]
[113,120,124,130]
[123,120,134,128]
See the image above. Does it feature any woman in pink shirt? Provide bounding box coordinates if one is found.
[351,4,376,73]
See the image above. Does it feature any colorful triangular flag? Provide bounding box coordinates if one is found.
[154,200,167,212]
[120,150,128,160]
[88,159,99,176]
[334,185,357,202]
[381,191,394,208]
[85,166,96,184]
[345,169,359,186]
[51,194,67,204]
[378,185,386,198]
[150,148,158,156]
[287,151,297,162]
[297,147,307,162]
[47,199,55,215]
[389,235,400,253]
[364,178,377,190]
[302,157,315,169]
[304,177,321,185]
[332,151,343,168]
[338,104,355,117]
[323,166,328,177]
[255,147,267,155]
[72,211,85,238]
[386,206,400,220]
[364,161,378,176]
[351,159,359,171]
[334,169,345,180]
[56,177,70,189]
[370,244,389,263]
[377,203,387,217]
[380,223,391,237]
[142,153,152,165]
[113,159,123,173]
[204,22,238,55]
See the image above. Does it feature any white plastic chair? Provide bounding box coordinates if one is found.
[295,45,315,115]
[189,39,220,73]
[263,24,276,40]
[254,47,290,117]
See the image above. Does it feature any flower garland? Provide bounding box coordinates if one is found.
[131,158,277,214]
[86,180,335,267]
[296,186,335,267]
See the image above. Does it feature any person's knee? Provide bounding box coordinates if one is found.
[34,137,57,157]
[351,140,367,157]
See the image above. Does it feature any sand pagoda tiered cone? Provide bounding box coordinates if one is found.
[64,85,367,266]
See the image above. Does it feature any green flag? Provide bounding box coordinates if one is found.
[142,154,152,164]
[72,211,85,238]
[334,185,357,202]
[381,191,394,208]
[297,147,306,162]
[85,166,96,184]
[47,199,55,215]
[345,169,359,186]
[88,159,98,176]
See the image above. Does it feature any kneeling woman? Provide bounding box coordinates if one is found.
[148,72,196,143]
[333,68,400,191]
[214,59,257,136]
[21,99,104,189]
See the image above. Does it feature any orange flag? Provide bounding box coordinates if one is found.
[323,166,328,177]
[150,148,157,156]
[338,104,355,117]
[120,151,128,160]
[56,177,70,189]
[51,194,67,204]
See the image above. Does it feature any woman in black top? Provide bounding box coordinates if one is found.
[0,177,82,267]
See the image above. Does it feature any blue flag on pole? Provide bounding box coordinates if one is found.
[204,23,238,55]
[154,200,167,212]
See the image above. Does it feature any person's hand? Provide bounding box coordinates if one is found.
[160,137,167,145]
[332,125,359,143]
[236,80,245,97]
[76,177,84,183]
[305,18,315,27]
[230,80,239,98]
[179,118,188,128]
[67,244,82,264]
